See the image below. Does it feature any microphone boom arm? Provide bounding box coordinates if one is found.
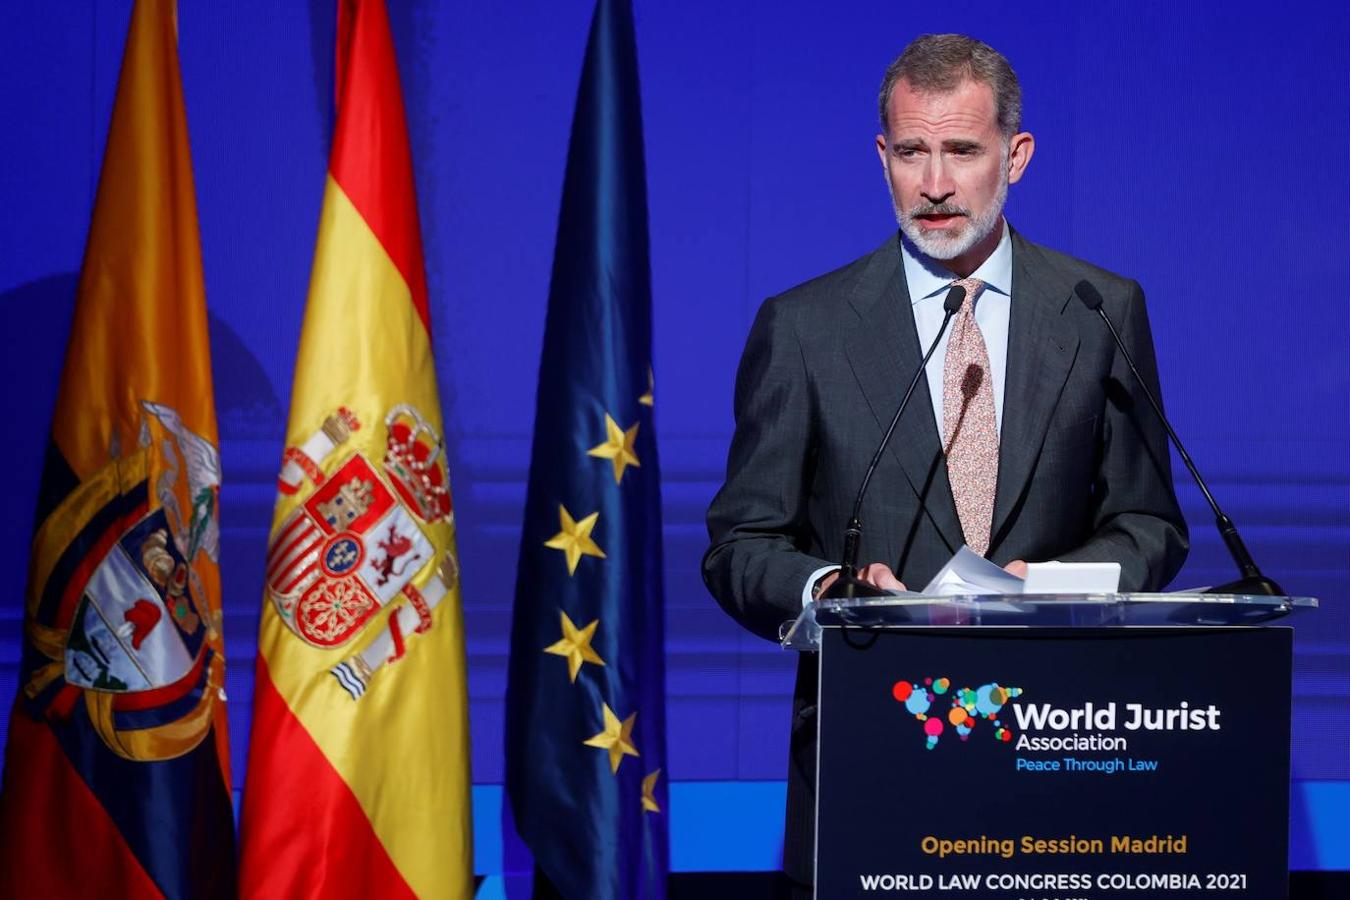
[1076,280,1282,596]
[827,282,967,599]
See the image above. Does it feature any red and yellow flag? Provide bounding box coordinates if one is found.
[238,1,473,896]
[0,1,235,897]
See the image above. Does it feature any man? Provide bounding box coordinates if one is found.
[702,34,1187,893]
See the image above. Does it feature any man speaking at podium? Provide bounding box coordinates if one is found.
[702,34,1188,895]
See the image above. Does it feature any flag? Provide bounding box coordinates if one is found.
[237,1,474,897]
[504,0,669,896]
[0,1,235,897]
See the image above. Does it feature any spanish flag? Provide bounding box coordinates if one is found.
[0,1,236,897]
[238,1,474,897]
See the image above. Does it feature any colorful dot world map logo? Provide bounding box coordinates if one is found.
[891,677,1023,749]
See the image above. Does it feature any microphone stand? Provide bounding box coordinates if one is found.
[1073,280,1283,596]
[822,283,967,599]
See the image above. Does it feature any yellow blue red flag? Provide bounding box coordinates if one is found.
[237,1,474,897]
[0,1,236,897]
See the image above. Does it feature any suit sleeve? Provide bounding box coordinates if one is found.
[1057,281,1189,590]
[702,297,835,641]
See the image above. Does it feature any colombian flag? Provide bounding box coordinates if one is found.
[238,1,474,897]
[0,1,236,897]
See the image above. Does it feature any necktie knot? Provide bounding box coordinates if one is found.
[952,278,985,314]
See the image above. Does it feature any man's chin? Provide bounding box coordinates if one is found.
[900,222,970,260]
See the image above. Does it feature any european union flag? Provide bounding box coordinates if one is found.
[504,0,668,897]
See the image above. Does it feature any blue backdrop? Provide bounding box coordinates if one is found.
[1,0,1346,878]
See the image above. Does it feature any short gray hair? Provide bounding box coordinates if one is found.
[878,34,1022,139]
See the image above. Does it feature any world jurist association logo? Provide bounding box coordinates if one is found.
[891,677,1024,750]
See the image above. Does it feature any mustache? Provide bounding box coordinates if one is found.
[908,203,970,218]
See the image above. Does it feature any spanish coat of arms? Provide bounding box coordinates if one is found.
[267,404,457,698]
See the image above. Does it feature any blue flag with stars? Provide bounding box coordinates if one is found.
[504,0,668,897]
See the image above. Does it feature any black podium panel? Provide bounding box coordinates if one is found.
[817,627,1293,899]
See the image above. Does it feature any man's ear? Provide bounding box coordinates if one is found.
[1007,131,1035,184]
[875,133,888,167]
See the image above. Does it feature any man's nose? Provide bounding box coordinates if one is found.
[920,160,955,204]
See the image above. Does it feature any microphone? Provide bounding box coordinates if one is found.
[822,283,967,599]
[1073,280,1283,596]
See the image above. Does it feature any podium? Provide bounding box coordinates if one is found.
[782,593,1317,899]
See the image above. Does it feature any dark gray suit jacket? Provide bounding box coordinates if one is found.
[702,229,1188,885]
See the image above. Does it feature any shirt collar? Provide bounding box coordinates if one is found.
[900,219,1013,305]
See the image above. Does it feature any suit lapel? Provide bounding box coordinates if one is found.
[991,233,1080,546]
[844,238,964,552]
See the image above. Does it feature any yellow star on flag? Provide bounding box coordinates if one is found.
[641,768,662,813]
[543,610,606,682]
[583,703,639,774]
[587,414,640,485]
[544,505,606,575]
[638,367,654,407]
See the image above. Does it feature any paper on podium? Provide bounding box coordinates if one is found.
[921,546,1025,595]
[1023,560,1120,593]
[918,547,1123,596]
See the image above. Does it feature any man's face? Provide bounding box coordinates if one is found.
[876,77,1033,268]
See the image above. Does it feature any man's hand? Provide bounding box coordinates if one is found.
[814,563,907,598]
[857,563,907,591]
[1004,559,1028,578]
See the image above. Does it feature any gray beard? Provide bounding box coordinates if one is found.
[889,171,1008,261]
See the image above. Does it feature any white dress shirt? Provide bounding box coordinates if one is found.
[803,222,1015,604]
[903,220,1013,437]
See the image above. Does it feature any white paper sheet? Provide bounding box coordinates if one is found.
[922,545,1026,596]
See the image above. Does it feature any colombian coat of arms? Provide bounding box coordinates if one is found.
[36,401,225,762]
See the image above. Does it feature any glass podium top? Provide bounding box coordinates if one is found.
[780,593,1319,650]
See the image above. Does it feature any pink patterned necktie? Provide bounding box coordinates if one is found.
[943,277,998,556]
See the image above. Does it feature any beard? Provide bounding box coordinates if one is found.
[889,163,1009,261]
